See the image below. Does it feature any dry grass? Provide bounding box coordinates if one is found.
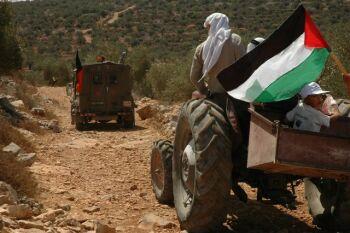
[13,75,59,121]
[0,74,52,196]
[16,120,45,135]
[0,152,38,196]
[0,117,34,152]
[15,81,37,110]
[43,108,58,120]
[0,117,37,196]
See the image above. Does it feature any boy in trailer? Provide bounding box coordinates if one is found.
[286,82,340,133]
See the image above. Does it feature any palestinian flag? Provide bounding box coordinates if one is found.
[75,50,83,93]
[218,5,330,103]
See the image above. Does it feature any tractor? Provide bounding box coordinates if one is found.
[150,93,350,233]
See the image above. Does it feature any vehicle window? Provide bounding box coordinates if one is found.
[93,75,103,84]
[110,75,118,84]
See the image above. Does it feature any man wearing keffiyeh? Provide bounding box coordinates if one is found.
[190,13,245,96]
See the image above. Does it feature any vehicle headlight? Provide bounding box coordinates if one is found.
[123,101,132,107]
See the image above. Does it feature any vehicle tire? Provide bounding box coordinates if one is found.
[123,111,135,129]
[75,120,85,131]
[98,120,109,124]
[151,139,174,204]
[123,119,135,129]
[304,178,350,231]
[173,98,232,233]
[117,116,123,125]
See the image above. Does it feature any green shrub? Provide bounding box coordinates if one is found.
[126,46,153,96]
[0,2,22,74]
[20,71,41,86]
[32,58,72,86]
[146,53,194,101]
[10,0,350,102]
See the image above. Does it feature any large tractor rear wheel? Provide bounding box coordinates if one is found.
[304,178,350,231]
[150,139,174,204]
[173,99,232,233]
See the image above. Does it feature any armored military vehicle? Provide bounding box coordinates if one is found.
[68,57,135,130]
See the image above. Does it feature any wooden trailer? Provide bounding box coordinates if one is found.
[247,109,350,180]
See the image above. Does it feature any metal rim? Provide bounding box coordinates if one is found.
[178,130,195,212]
[173,109,199,218]
[151,148,165,191]
[182,140,196,195]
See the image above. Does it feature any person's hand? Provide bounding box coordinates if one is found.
[330,107,341,121]
[191,90,206,100]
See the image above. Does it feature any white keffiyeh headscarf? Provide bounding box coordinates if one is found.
[201,13,231,80]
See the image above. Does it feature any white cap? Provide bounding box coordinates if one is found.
[247,37,265,53]
[299,82,329,99]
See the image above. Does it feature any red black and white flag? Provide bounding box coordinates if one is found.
[75,50,83,93]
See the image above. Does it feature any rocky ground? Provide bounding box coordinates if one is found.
[0,82,331,233]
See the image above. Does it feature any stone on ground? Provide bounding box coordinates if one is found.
[16,153,36,167]
[35,208,65,222]
[0,181,18,205]
[1,216,19,228]
[7,204,33,219]
[48,120,61,133]
[2,143,22,155]
[81,220,95,230]
[138,213,176,230]
[18,220,45,230]
[136,105,156,120]
[83,206,100,214]
[94,221,116,233]
[14,228,46,233]
[10,100,24,109]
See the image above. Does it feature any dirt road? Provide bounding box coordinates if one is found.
[32,87,178,232]
[31,87,319,233]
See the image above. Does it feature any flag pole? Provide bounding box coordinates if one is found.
[327,30,350,96]
[331,53,347,74]
[330,53,350,97]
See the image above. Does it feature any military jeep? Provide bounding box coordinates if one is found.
[68,61,135,130]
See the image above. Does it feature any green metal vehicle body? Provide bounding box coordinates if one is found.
[69,61,135,129]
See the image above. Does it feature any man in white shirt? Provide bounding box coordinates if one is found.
[286,82,340,133]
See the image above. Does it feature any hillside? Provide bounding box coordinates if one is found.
[12,0,350,58]
[11,0,350,98]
